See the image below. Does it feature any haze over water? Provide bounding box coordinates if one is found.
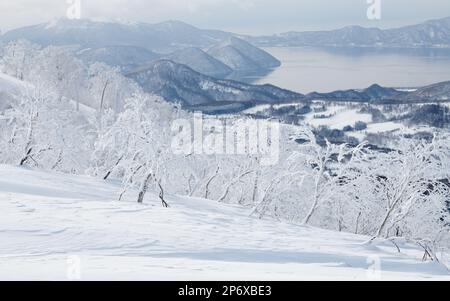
[252,47,450,94]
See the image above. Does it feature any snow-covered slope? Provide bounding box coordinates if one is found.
[0,73,28,110]
[207,37,281,71]
[0,165,448,280]
[400,81,450,102]
[163,47,232,78]
[0,72,96,116]
[77,45,161,72]
[126,60,303,108]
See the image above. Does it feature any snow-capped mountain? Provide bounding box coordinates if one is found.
[1,19,281,76]
[302,80,450,105]
[162,47,233,78]
[400,81,450,102]
[387,17,450,47]
[77,45,161,72]
[306,84,407,102]
[305,81,450,103]
[0,19,233,53]
[250,17,450,48]
[207,37,281,71]
[126,60,303,108]
[160,37,281,78]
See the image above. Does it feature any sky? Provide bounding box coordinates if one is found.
[1,0,450,35]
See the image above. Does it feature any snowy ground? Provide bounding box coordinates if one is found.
[0,165,449,281]
[0,73,28,110]
[305,106,372,130]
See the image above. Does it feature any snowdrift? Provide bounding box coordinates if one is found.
[0,165,448,280]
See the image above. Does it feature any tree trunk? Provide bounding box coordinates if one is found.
[218,170,253,203]
[100,80,109,113]
[302,196,319,225]
[375,209,392,238]
[20,148,32,166]
[158,180,169,208]
[103,154,124,180]
[251,171,260,205]
[137,172,153,204]
[20,113,36,166]
[355,212,362,234]
[51,150,63,170]
[204,166,220,199]
[302,164,325,225]
[98,80,110,133]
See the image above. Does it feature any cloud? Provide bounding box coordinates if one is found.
[0,0,213,30]
[0,0,449,34]
[231,0,255,11]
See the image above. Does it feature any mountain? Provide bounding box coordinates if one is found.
[207,44,261,72]
[386,17,450,47]
[126,60,303,111]
[207,37,281,71]
[249,17,450,48]
[361,84,405,99]
[306,84,407,102]
[400,81,450,102]
[3,16,450,53]
[304,81,450,103]
[1,19,280,76]
[77,45,161,72]
[1,19,233,53]
[162,47,232,78]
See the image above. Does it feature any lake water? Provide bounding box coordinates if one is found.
[250,47,450,94]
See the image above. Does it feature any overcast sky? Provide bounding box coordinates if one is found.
[1,0,450,35]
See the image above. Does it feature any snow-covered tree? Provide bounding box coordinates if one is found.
[0,40,40,80]
[270,128,368,226]
[367,136,449,241]
[31,46,88,108]
[0,81,92,173]
[1,39,448,257]
[87,62,137,115]
[90,92,176,206]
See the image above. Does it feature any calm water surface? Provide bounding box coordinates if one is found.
[250,47,450,94]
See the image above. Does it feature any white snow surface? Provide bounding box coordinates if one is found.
[0,165,449,281]
[0,73,27,93]
[0,73,28,110]
[305,106,372,130]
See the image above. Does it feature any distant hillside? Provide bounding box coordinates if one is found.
[207,37,281,71]
[249,17,450,48]
[408,104,450,128]
[162,47,232,78]
[4,17,450,52]
[304,81,450,104]
[306,84,407,102]
[399,81,450,102]
[126,60,303,110]
[77,45,161,72]
[1,19,233,53]
[1,19,281,77]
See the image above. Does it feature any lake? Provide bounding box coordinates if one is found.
[249,47,450,94]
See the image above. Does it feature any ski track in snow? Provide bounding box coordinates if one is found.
[0,165,448,280]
